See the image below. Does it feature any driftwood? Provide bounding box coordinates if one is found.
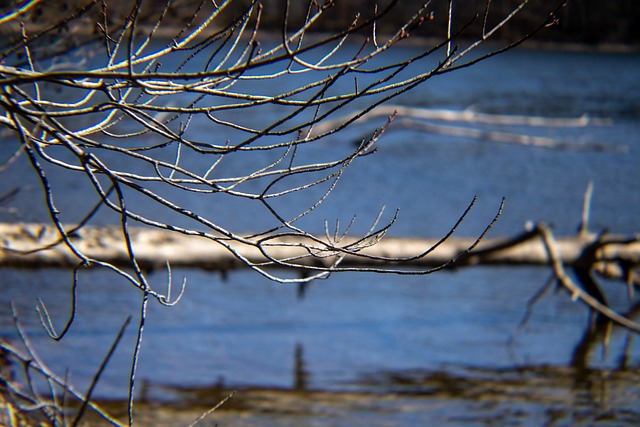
[1,223,638,280]
[312,105,621,152]
[337,105,612,128]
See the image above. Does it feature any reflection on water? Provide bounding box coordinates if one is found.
[81,344,640,427]
[2,265,639,427]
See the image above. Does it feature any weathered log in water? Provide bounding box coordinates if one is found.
[311,105,620,151]
[1,223,638,279]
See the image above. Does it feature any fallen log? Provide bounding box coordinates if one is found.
[311,105,612,136]
[311,105,621,152]
[1,223,638,279]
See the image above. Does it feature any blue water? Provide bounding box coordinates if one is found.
[1,44,640,425]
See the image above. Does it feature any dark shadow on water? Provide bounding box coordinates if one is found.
[91,342,640,427]
[570,301,640,372]
[293,343,309,392]
[5,334,639,426]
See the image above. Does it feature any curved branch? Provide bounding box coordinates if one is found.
[538,223,640,334]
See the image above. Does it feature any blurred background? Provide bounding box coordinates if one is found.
[1,1,639,426]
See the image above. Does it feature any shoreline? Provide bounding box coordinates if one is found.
[3,20,640,56]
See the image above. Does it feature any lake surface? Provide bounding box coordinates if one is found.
[1,42,640,426]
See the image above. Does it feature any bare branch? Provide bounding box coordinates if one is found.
[0,1,587,423]
[538,224,640,333]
